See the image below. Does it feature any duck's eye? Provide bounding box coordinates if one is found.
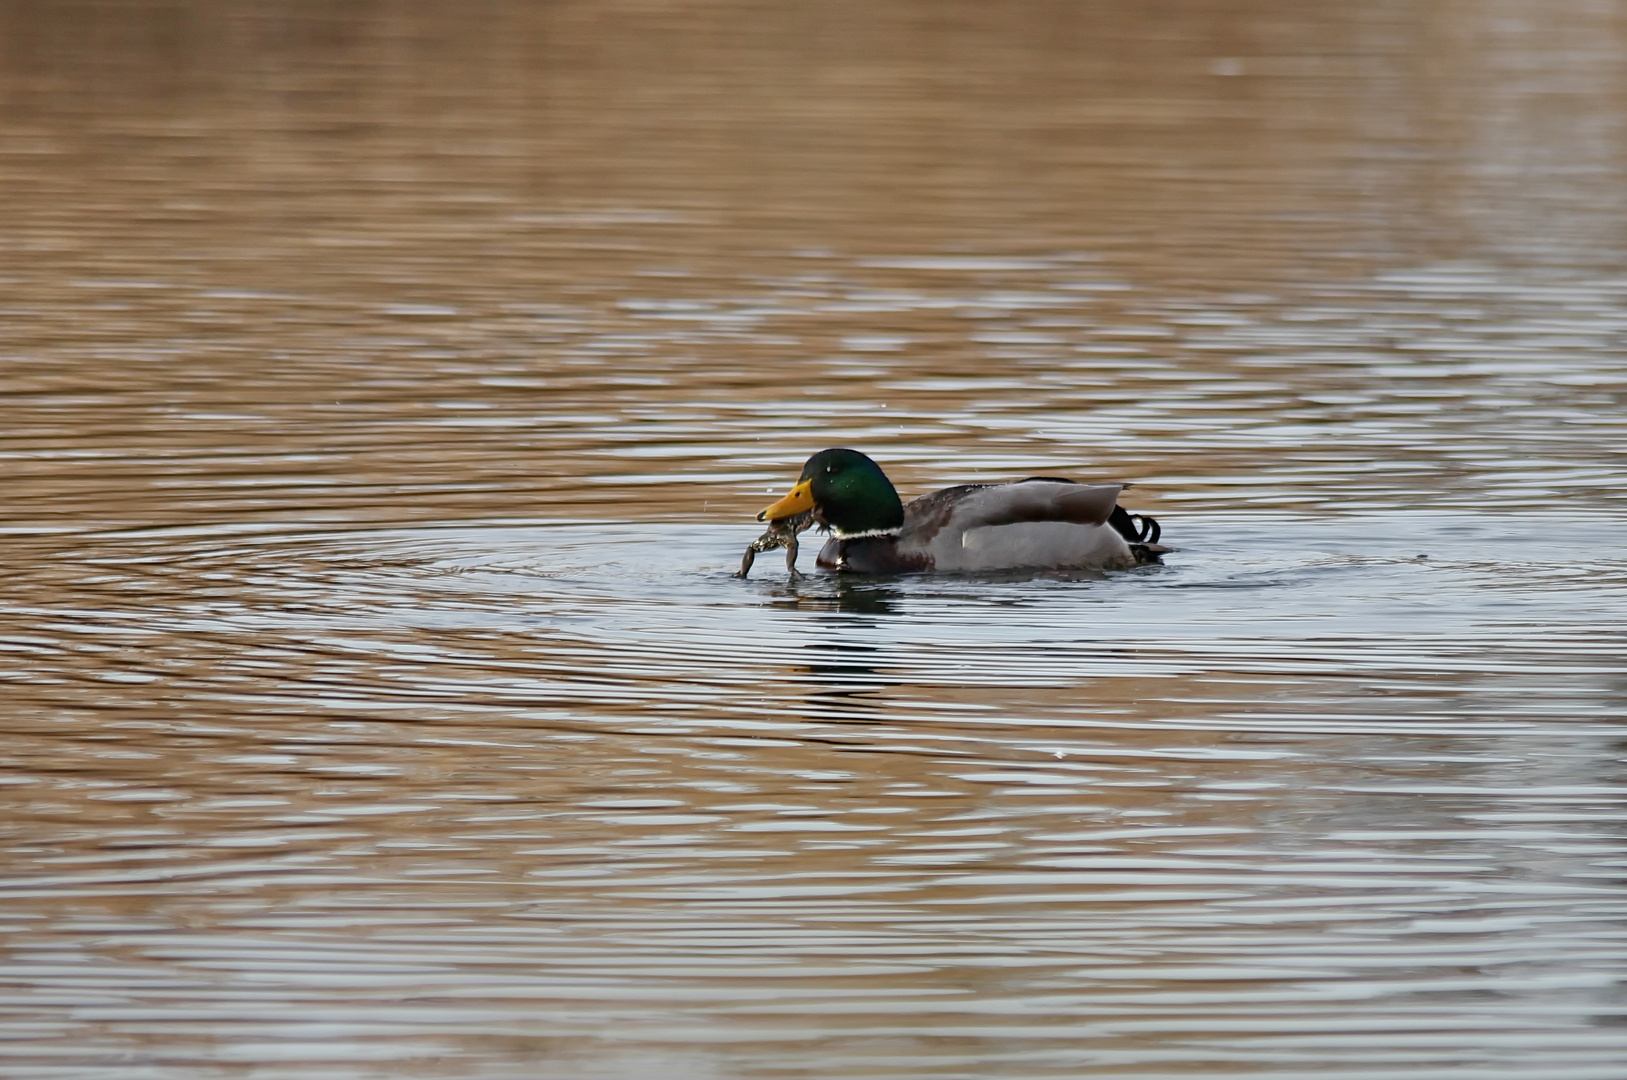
[825,464,836,474]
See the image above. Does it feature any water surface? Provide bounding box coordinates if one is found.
[3,2,1627,1077]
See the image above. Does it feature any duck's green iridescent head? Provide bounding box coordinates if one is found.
[758,448,905,537]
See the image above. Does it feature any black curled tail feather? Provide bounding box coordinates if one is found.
[1108,505,1160,545]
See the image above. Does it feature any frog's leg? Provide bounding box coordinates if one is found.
[784,533,802,580]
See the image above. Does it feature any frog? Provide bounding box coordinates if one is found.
[733,510,815,580]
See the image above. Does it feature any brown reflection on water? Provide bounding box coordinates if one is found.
[6,0,1622,267]
[1,0,1625,530]
[4,513,1626,1074]
[4,2,1627,1078]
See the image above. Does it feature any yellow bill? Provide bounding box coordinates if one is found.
[758,478,814,522]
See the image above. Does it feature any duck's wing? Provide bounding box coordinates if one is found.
[904,480,1123,539]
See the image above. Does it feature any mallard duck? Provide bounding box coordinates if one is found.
[756,448,1167,574]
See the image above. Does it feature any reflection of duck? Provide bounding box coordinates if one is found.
[758,449,1168,574]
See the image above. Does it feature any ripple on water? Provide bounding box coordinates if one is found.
[3,512,1626,1076]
